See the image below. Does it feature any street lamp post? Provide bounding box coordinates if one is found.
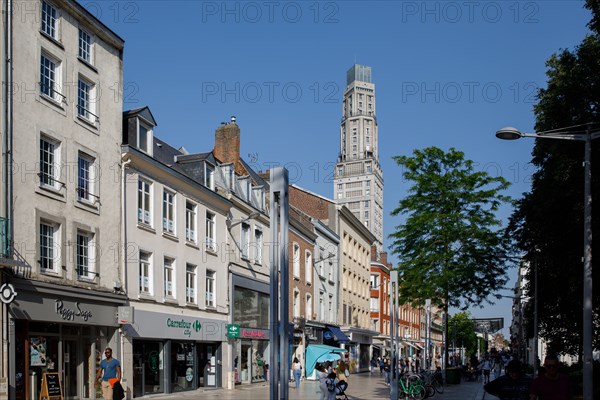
[496,123,600,400]
[390,270,399,400]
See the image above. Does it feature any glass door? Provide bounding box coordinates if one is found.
[63,339,79,399]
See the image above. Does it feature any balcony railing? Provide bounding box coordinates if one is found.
[0,217,10,258]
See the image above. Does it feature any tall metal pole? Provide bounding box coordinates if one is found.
[425,299,431,371]
[533,260,538,377]
[269,167,289,400]
[390,271,398,400]
[583,130,593,400]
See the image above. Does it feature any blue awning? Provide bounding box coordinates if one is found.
[325,325,350,343]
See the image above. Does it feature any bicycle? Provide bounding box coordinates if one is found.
[398,372,426,400]
[419,370,444,394]
[404,372,436,398]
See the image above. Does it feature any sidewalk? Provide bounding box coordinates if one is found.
[143,372,489,400]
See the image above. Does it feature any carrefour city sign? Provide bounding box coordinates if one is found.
[166,318,202,337]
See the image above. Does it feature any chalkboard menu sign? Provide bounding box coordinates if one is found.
[39,372,62,400]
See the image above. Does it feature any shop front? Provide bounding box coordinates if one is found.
[230,327,270,384]
[346,329,376,373]
[121,309,227,396]
[230,274,271,386]
[8,279,125,400]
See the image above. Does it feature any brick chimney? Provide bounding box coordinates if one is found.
[213,117,240,165]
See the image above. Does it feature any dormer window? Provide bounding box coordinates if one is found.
[137,119,152,155]
[205,163,215,190]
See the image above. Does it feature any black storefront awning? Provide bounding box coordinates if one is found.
[325,325,350,343]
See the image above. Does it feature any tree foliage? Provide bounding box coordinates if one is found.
[390,147,512,311]
[448,312,478,357]
[506,1,600,356]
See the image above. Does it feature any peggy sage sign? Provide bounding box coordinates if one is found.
[166,318,202,338]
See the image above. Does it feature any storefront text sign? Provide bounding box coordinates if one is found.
[55,299,92,322]
[166,318,202,337]
[240,328,267,339]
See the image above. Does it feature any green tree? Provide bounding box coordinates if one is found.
[390,147,513,366]
[448,312,478,360]
[507,0,600,356]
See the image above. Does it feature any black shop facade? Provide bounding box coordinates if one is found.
[8,279,126,400]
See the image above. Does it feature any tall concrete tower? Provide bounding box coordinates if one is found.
[333,65,384,249]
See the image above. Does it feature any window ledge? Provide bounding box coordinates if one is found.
[162,232,179,242]
[185,241,199,250]
[40,30,64,49]
[293,275,300,282]
[205,248,218,257]
[75,115,99,133]
[185,302,198,308]
[77,277,97,284]
[36,185,66,202]
[254,260,262,266]
[75,199,100,214]
[40,269,63,279]
[39,93,66,111]
[138,293,154,301]
[164,298,178,305]
[137,223,156,234]
[78,56,98,73]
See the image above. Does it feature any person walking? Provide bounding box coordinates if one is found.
[484,360,532,400]
[480,355,493,384]
[95,347,121,400]
[317,364,329,400]
[292,357,302,389]
[529,355,571,400]
[325,372,338,400]
[384,358,391,386]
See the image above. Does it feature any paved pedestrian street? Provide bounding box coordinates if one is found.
[148,372,488,400]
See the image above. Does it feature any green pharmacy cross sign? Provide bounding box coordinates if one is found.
[227,324,240,338]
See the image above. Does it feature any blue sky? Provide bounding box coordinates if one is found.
[88,0,593,336]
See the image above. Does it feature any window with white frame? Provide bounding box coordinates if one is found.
[306,294,312,320]
[41,1,58,39]
[206,270,215,307]
[162,190,175,234]
[370,274,379,289]
[186,264,196,304]
[77,77,96,122]
[292,243,300,278]
[39,221,59,271]
[164,257,174,298]
[329,295,334,322]
[139,251,151,294]
[205,163,215,190]
[185,201,196,242]
[78,28,92,63]
[137,120,152,154]
[293,290,300,318]
[205,211,216,251]
[77,153,95,202]
[328,253,334,281]
[39,136,60,189]
[137,179,152,225]
[319,292,325,321]
[40,53,62,102]
[76,230,95,279]
[254,227,263,264]
[370,298,379,312]
[318,247,325,276]
[240,222,250,259]
[305,250,312,283]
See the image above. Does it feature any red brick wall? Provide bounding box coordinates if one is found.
[289,186,332,220]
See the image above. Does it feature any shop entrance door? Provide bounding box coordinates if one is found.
[63,339,79,399]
